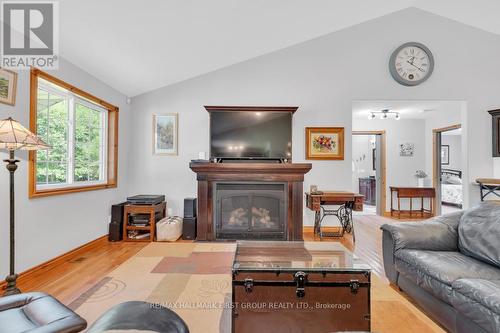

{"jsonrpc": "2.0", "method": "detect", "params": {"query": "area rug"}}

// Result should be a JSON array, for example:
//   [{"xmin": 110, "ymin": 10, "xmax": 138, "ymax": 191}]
[{"xmin": 71, "ymin": 242, "xmax": 444, "ymax": 333}]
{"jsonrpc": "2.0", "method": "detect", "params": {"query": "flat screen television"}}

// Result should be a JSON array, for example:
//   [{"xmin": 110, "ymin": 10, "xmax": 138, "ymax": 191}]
[{"xmin": 210, "ymin": 111, "xmax": 292, "ymax": 160}]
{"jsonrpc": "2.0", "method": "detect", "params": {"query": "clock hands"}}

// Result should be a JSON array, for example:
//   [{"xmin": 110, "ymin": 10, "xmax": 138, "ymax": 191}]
[{"xmin": 406, "ymin": 57, "xmax": 425, "ymax": 72}]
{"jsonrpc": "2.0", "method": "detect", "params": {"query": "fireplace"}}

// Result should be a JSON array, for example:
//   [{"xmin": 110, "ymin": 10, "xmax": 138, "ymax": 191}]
[
  {"xmin": 189, "ymin": 162, "xmax": 312, "ymax": 241},
  {"xmin": 214, "ymin": 183, "xmax": 287, "ymax": 240}
]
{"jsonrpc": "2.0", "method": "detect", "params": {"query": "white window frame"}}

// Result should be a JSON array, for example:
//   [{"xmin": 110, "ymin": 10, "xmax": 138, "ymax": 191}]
[{"xmin": 36, "ymin": 80, "xmax": 109, "ymax": 191}]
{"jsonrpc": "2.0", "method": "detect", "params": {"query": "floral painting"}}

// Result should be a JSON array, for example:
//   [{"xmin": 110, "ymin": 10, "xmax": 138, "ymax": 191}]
[
  {"xmin": 306, "ymin": 127, "xmax": 344, "ymax": 160},
  {"xmin": 153, "ymin": 114, "xmax": 178, "ymax": 155},
  {"xmin": 0, "ymin": 68, "xmax": 17, "ymax": 106}
]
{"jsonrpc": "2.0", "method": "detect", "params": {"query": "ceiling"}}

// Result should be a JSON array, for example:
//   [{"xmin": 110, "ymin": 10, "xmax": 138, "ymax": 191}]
[
  {"xmin": 53, "ymin": 0, "xmax": 500, "ymax": 97},
  {"xmin": 352, "ymin": 100, "xmax": 463, "ymax": 120}
]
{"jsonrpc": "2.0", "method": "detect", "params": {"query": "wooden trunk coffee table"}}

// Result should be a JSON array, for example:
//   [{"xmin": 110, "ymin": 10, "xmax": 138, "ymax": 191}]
[{"xmin": 232, "ymin": 241, "xmax": 371, "ymax": 333}]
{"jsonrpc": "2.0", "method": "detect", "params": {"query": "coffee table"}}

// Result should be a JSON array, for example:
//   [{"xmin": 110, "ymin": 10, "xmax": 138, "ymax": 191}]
[{"xmin": 232, "ymin": 241, "xmax": 371, "ymax": 332}]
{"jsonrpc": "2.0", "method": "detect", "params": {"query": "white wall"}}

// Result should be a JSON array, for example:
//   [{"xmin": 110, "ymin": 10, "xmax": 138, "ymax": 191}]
[
  {"xmin": 353, "ymin": 119, "xmax": 427, "ymax": 210},
  {"xmin": 441, "ymin": 135, "xmax": 462, "ymax": 171},
  {"xmin": 128, "ymin": 8, "xmax": 500, "ymax": 226},
  {"xmin": 0, "ymin": 58, "xmax": 130, "ymax": 277}
]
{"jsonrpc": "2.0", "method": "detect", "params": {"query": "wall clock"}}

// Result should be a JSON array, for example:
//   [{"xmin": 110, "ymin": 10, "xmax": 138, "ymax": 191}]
[{"xmin": 389, "ymin": 42, "xmax": 434, "ymax": 86}]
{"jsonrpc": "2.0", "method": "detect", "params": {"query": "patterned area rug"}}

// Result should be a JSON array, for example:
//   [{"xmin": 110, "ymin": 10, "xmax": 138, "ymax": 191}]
[{"xmin": 71, "ymin": 242, "xmax": 443, "ymax": 333}]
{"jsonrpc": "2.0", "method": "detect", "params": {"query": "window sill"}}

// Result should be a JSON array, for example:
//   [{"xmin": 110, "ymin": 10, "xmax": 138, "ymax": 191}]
[{"xmin": 29, "ymin": 183, "xmax": 117, "ymax": 199}]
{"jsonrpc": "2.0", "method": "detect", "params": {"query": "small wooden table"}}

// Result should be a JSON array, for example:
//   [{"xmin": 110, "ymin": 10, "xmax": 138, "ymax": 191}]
[
  {"xmin": 123, "ymin": 201, "xmax": 166, "ymax": 242},
  {"xmin": 476, "ymin": 178, "xmax": 500, "ymax": 201},
  {"xmin": 305, "ymin": 191, "xmax": 364, "ymax": 241},
  {"xmin": 390, "ymin": 187, "xmax": 435, "ymax": 219}
]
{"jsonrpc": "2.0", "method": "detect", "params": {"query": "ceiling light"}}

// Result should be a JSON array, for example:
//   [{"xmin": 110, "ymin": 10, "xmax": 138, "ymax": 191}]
[{"xmin": 369, "ymin": 109, "xmax": 400, "ymax": 120}]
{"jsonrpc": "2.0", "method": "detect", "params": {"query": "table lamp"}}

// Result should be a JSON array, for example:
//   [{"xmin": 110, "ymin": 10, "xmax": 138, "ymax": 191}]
[{"xmin": 0, "ymin": 117, "xmax": 49, "ymax": 296}]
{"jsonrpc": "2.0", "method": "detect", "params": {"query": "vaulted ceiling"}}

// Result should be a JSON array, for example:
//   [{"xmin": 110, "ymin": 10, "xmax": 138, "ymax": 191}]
[{"xmin": 57, "ymin": 0, "xmax": 500, "ymax": 97}]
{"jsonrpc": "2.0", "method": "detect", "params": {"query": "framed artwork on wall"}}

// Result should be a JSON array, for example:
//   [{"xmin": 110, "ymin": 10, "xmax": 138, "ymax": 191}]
[
  {"xmin": 153, "ymin": 113, "xmax": 178, "ymax": 155},
  {"xmin": 399, "ymin": 143, "xmax": 414, "ymax": 157},
  {"xmin": 0, "ymin": 68, "xmax": 18, "ymax": 106},
  {"xmin": 441, "ymin": 145, "xmax": 450, "ymax": 165},
  {"xmin": 305, "ymin": 127, "xmax": 344, "ymax": 160}
]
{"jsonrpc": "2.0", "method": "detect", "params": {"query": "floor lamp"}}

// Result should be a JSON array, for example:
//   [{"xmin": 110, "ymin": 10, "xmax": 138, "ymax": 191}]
[{"xmin": 0, "ymin": 117, "xmax": 49, "ymax": 296}]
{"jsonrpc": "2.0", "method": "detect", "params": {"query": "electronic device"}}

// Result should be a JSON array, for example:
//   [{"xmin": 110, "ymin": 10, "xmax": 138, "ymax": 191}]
[
  {"xmin": 126, "ymin": 195, "xmax": 165, "ymax": 205},
  {"xmin": 182, "ymin": 217, "xmax": 197, "ymax": 240},
  {"xmin": 109, "ymin": 202, "xmax": 127, "ymax": 242},
  {"xmin": 184, "ymin": 198, "xmax": 197, "ymax": 218},
  {"xmin": 209, "ymin": 111, "xmax": 292, "ymax": 160}
]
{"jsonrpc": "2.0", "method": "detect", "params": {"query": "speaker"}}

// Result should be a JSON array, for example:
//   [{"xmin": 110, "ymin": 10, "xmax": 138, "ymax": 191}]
[
  {"xmin": 182, "ymin": 217, "xmax": 197, "ymax": 240},
  {"xmin": 109, "ymin": 202, "xmax": 127, "ymax": 241},
  {"xmin": 184, "ymin": 198, "xmax": 197, "ymax": 218}
]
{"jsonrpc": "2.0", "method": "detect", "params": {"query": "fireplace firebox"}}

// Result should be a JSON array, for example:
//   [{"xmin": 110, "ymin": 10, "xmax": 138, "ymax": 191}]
[{"xmin": 214, "ymin": 183, "xmax": 287, "ymax": 240}]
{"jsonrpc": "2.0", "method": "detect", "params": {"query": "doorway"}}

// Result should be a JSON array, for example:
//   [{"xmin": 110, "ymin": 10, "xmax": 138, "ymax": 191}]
[
  {"xmin": 433, "ymin": 125, "xmax": 463, "ymax": 216},
  {"xmin": 352, "ymin": 131, "xmax": 386, "ymax": 215}
]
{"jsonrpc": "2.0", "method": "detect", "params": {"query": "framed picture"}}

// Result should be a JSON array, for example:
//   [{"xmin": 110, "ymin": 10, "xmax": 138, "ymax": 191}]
[
  {"xmin": 305, "ymin": 127, "xmax": 344, "ymax": 160},
  {"xmin": 441, "ymin": 145, "xmax": 450, "ymax": 165},
  {"xmin": 399, "ymin": 143, "xmax": 414, "ymax": 157},
  {"xmin": 0, "ymin": 68, "xmax": 17, "ymax": 106},
  {"xmin": 372, "ymin": 148, "xmax": 376, "ymax": 170},
  {"xmin": 153, "ymin": 113, "xmax": 178, "ymax": 155}
]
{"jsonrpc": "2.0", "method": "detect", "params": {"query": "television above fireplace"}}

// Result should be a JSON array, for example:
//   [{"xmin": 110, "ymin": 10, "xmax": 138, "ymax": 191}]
[{"xmin": 206, "ymin": 106, "xmax": 296, "ymax": 161}]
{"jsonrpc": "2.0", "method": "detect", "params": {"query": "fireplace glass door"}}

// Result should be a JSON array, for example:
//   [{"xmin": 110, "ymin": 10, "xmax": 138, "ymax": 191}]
[{"xmin": 215, "ymin": 183, "xmax": 286, "ymax": 240}]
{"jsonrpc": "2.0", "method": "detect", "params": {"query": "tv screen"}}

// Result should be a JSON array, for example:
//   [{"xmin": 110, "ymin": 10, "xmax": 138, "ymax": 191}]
[{"xmin": 210, "ymin": 111, "xmax": 292, "ymax": 160}]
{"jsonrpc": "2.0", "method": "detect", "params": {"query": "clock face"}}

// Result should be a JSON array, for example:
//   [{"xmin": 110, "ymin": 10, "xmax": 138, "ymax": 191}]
[{"xmin": 389, "ymin": 42, "xmax": 434, "ymax": 86}]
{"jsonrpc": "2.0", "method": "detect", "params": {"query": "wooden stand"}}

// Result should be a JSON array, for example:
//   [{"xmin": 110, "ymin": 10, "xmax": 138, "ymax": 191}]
[
  {"xmin": 123, "ymin": 202, "xmax": 166, "ymax": 242},
  {"xmin": 390, "ymin": 187, "xmax": 435, "ymax": 219}
]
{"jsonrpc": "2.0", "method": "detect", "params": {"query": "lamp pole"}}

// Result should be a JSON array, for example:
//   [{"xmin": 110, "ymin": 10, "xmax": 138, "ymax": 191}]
[{"xmin": 3, "ymin": 149, "xmax": 20, "ymax": 296}]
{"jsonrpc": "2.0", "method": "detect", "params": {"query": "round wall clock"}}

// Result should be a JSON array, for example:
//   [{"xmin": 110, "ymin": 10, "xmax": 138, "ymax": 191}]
[{"xmin": 389, "ymin": 42, "xmax": 434, "ymax": 86}]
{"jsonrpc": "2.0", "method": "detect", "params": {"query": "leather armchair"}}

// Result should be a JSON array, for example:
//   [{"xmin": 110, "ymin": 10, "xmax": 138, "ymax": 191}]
[{"xmin": 0, "ymin": 292, "xmax": 87, "ymax": 333}]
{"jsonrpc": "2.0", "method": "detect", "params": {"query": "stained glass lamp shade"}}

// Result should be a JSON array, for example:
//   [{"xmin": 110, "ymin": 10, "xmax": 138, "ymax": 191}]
[{"xmin": 0, "ymin": 117, "xmax": 49, "ymax": 151}]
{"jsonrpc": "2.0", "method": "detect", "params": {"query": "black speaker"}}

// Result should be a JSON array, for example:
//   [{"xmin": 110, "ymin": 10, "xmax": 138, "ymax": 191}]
[
  {"xmin": 182, "ymin": 217, "xmax": 197, "ymax": 240},
  {"xmin": 184, "ymin": 198, "xmax": 197, "ymax": 218},
  {"xmin": 109, "ymin": 202, "xmax": 127, "ymax": 241}
]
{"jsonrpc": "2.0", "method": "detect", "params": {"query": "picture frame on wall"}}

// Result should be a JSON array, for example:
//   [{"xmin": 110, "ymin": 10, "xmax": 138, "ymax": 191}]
[
  {"xmin": 0, "ymin": 68, "xmax": 18, "ymax": 106},
  {"xmin": 441, "ymin": 145, "xmax": 450, "ymax": 165},
  {"xmin": 153, "ymin": 113, "xmax": 178, "ymax": 155},
  {"xmin": 305, "ymin": 127, "xmax": 344, "ymax": 160},
  {"xmin": 399, "ymin": 143, "xmax": 414, "ymax": 157}
]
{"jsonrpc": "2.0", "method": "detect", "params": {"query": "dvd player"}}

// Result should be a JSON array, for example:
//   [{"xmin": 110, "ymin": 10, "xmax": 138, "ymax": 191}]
[{"xmin": 127, "ymin": 195, "xmax": 165, "ymax": 205}]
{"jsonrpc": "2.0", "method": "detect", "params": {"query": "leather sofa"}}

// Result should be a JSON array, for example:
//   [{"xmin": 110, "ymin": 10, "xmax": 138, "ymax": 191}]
[
  {"xmin": 381, "ymin": 201, "xmax": 500, "ymax": 333},
  {"xmin": 0, "ymin": 292, "xmax": 87, "ymax": 332}
]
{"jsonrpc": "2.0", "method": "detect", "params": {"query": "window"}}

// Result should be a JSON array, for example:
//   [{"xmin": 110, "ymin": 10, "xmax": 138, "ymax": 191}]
[{"xmin": 29, "ymin": 68, "xmax": 119, "ymax": 198}]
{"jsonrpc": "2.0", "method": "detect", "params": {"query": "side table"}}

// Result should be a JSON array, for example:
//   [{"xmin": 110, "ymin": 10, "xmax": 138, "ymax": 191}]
[{"xmin": 123, "ymin": 201, "xmax": 166, "ymax": 242}]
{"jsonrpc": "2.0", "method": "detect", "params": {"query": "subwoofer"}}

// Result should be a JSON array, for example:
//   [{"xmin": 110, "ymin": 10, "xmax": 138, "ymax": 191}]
[
  {"xmin": 182, "ymin": 217, "xmax": 197, "ymax": 240},
  {"xmin": 183, "ymin": 198, "xmax": 197, "ymax": 218},
  {"xmin": 109, "ymin": 202, "xmax": 127, "ymax": 241}
]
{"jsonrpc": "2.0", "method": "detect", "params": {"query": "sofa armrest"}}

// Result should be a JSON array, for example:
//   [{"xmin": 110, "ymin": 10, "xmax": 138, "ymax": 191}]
[
  {"xmin": 380, "ymin": 211, "xmax": 463, "ymax": 252},
  {"xmin": 0, "ymin": 292, "xmax": 46, "ymax": 311},
  {"xmin": 380, "ymin": 211, "xmax": 463, "ymax": 284}
]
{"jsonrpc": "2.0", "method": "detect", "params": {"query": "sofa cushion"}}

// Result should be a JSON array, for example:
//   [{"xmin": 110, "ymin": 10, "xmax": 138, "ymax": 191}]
[
  {"xmin": 395, "ymin": 250, "xmax": 500, "ymax": 304},
  {"xmin": 458, "ymin": 201, "xmax": 500, "ymax": 267},
  {"xmin": 451, "ymin": 279, "xmax": 500, "ymax": 333}
]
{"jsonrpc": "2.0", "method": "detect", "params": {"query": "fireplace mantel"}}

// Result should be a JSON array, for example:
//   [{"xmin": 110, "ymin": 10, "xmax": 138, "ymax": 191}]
[{"xmin": 189, "ymin": 162, "xmax": 312, "ymax": 241}]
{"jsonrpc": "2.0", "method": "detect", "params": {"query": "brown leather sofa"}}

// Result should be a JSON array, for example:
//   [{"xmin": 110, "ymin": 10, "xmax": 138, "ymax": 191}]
[{"xmin": 0, "ymin": 292, "xmax": 87, "ymax": 333}]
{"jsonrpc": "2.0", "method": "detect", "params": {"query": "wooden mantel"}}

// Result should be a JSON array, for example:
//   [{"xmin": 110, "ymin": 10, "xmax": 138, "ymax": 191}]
[{"xmin": 190, "ymin": 162, "xmax": 312, "ymax": 241}]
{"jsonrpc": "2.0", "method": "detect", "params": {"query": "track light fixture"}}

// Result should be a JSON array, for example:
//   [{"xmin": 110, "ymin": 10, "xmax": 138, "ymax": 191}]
[{"xmin": 368, "ymin": 109, "xmax": 400, "ymax": 120}]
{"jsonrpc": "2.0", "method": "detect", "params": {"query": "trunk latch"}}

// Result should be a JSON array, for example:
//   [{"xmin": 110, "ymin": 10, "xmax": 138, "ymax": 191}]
[
  {"xmin": 294, "ymin": 271, "xmax": 308, "ymax": 298},
  {"xmin": 350, "ymin": 279, "xmax": 360, "ymax": 294},
  {"xmin": 244, "ymin": 278, "xmax": 253, "ymax": 293}
]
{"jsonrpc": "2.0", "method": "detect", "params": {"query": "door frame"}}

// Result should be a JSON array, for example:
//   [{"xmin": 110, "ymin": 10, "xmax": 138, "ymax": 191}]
[
  {"xmin": 352, "ymin": 130, "xmax": 387, "ymax": 214},
  {"xmin": 432, "ymin": 124, "xmax": 462, "ymax": 215}
]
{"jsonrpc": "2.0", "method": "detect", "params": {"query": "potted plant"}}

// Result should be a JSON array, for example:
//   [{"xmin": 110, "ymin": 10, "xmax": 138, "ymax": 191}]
[{"xmin": 415, "ymin": 170, "xmax": 428, "ymax": 187}]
